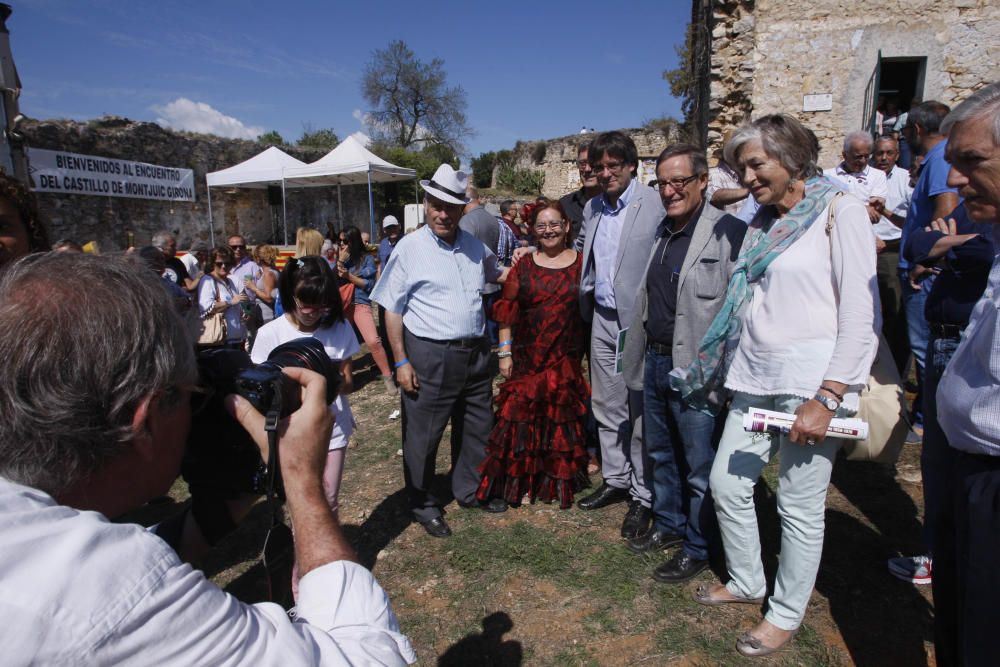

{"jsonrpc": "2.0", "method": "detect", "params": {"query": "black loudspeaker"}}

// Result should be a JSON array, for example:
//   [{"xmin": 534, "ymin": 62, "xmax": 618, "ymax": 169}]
[{"xmin": 267, "ymin": 185, "xmax": 283, "ymax": 206}]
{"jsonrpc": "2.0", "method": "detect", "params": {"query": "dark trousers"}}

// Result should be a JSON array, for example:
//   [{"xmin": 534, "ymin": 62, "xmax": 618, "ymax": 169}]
[
  {"xmin": 933, "ymin": 450, "xmax": 1000, "ymax": 667},
  {"xmin": 920, "ymin": 333, "xmax": 961, "ymax": 552},
  {"xmin": 376, "ymin": 305, "xmax": 396, "ymax": 369},
  {"xmin": 482, "ymin": 291, "xmax": 500, "ymax": 347},
  {"xmin": 642, "ymin": 349, "xmax": 720, "ymax": 561},
  {"xmin": 400, "ymin": 330, "xmax": 493, "ymax": 522},
  {"xmin": 877, "ymin": 249, "xmax": 908, "ymax": 374},
  {"xmin": 900, "ymin": 270, "xmax": 935, "ymax": 426}
]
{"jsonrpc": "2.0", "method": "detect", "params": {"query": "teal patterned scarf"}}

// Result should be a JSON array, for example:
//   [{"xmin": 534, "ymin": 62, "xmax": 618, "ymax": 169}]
[{"xmin": 669, "ymin": 176, "xmax": 843, "ymax": 414}]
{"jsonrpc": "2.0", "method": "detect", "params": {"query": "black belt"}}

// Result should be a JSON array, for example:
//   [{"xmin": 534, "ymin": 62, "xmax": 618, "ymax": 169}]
[
  {"xmin": 647, "ymin": 341, "xmax": 672, "ymax": 356},
  {"xmin": 881, "ymin": 239, "xmax": 901, "ymax": 251},
  {"xmin": 413, "ymin": 334, "xmax": 486, "ymax": 349},
  {"xmin": 929, "ymin": 322, "xmax": 965, "ymax": 339}
]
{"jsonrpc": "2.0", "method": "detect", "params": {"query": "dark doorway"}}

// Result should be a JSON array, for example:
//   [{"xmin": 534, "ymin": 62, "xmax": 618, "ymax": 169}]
[{"xmin": 878, "ymin": 58, "xmax": 927, "ymax": 120}]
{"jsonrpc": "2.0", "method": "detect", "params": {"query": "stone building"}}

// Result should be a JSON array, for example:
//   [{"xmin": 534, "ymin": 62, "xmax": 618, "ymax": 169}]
[
  {"xmin": 691, "ymin": 0, "xmax": 1000, "ymax": 166},
  {"xmin": 501, "ymin": 124, "xmax": 683, "ymax": 200},
  {"xmin": 22, "ymin": 117, "xmax": 372, "ymax": 251}
]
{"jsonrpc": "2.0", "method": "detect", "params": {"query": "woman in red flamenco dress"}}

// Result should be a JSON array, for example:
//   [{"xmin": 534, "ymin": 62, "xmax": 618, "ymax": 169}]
[{"xmin": 476, "ymin": 200, "xmax": 591, "ymax": 509}]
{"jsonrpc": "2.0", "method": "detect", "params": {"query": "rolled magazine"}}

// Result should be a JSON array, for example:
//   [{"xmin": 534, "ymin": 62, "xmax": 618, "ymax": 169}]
[{"xmin": 742, "ymin": 407, "xmax": 869, "ymax": 441}]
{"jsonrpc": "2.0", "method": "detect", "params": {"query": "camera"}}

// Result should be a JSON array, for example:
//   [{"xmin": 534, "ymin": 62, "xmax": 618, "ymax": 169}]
[{"xmin": 182, "ymin": 337, "xmax": 342, "ymax": 499}]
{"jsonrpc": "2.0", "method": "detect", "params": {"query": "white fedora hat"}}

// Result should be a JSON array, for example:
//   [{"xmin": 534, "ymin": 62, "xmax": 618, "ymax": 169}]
[
  {"xmin": 382, "ymin": 214, "xmax": 400, "ymax": 229},
  {"xmin": 420, "ymin": 164, "xmax": 469, "ymax": 205}
]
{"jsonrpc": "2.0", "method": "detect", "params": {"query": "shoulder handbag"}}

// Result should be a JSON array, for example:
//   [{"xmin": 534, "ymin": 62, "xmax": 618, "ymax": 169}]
[
  {"xmin": 197, "ymin": 278, "xmax": 228, "ymax": 347},
  {"xmin": 825, "ymin": 193, "xmax": 908, "ymax": 463}
]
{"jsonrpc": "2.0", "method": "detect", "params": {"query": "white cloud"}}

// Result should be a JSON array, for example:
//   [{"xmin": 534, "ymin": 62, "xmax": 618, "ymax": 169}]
[
  {"xmin": 152, "ymin": 98, "xmax": 264, "ymax": 140},
  {"xmin": 348, "ymin": 131, "xmax": 371, "ymax": 146}
]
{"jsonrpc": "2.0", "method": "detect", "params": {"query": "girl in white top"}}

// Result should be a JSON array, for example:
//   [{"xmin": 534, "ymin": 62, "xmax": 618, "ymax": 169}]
[
  {"xmin": 683, "ymin": 115, "xmax": 878, "ymax": 658},
  {"xmin": 196, "ymin": 245, "xmax": 248, "ymax": 346},
  {"xmin": 250, "ymin": 256, "xmax": 358, "ymax": 601}
]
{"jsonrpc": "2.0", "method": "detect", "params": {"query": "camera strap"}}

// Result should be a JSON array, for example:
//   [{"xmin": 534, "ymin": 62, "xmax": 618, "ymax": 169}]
[{"xmin": 261, "ymin": 409, "xmax": 294, "ymax": 605}]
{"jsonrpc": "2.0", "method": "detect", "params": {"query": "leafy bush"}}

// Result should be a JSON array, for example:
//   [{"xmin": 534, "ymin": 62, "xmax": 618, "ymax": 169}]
[{"xmin": 494, "ymin": 153, "xmax": 544, "ymax": 195}]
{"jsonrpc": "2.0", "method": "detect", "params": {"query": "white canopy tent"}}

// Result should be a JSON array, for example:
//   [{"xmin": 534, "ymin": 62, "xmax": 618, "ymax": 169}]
[
  {"xmin": 282, "ymin": 136, "xmax": 418, "ymax": 240},
  {"xmin": 205, "ymin": 137, "xmax": 418, "ymax": 245},
  {"xmin": 204, "ymin": 146, "xmax": 307, "ymax": 246}
]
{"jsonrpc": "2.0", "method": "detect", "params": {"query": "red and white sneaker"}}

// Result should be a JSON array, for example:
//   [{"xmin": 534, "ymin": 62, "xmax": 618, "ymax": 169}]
[{"xmin": 888, "ymin": 555, "xmax": 932, "ymax": 585}]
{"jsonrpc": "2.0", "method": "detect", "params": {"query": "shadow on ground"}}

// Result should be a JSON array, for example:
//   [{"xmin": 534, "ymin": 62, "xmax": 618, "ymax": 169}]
[{"xmin": 437, "ymin": 612, "xmax": 523, "ymax": 667}]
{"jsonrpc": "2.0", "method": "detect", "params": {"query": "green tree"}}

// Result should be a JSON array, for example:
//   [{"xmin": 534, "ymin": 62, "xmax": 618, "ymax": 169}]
[
  {"xmin": 662, "ymin": 21, "xmax": 696, "ymax": 132},
  {"xmin": 296, "ymin": 126, "xmax": 340, "ymax": 151},
  {"xmin": 361, "ymin": 40, "xmax": 473, "ymax": 154},
  {"xmin": 369, "ymin": 142, "xmax": 459, "ymax": 219},
  {"xmin": 257, "ymin": 130, "xmax": 285, "ymax": 146},
  {"xmin": 470, "ymin": 151, "xmax": 496, "ymax": 189}
]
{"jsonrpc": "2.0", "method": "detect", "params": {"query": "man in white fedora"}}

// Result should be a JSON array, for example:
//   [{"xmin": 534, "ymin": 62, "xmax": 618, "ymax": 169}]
[{"xmin": 371, "ymin": 164, "xmax": 507, "ymax": 538}]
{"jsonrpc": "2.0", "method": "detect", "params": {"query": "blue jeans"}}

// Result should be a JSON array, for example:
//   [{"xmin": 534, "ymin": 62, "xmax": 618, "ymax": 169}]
[
  {"xmin": 642, "ymin": 349, "xmax": 718, "ymax": 560},
  {"xmin": 900, "ymin": 269, "xmax": 936, "ymax": 427},
  {"xmin": 921, "ymin": 333, "xmax": 960, "ymax": 554}
]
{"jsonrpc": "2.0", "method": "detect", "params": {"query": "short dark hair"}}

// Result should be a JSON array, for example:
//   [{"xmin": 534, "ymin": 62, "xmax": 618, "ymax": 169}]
[
  {"xmin": 203, "ymin": 245, "xmax": 234, "ymax": 274},
  {"xmin": 588, "ymin": 131, "xmax": 639, "ymax": 171},
  {"xmin": 278, "ymin": 255, "xmax": 344, "ymax": 327},
  {"xmin": 908, "ymin": 101, "xmax": 951, "ymax": 136},
  {"xmin": 499, "ymin": 200, "xmax": 516, "ymax": 216},
  {"xmin": 655, "ymin": 143, "xmax": 708, "ymax": 177}
]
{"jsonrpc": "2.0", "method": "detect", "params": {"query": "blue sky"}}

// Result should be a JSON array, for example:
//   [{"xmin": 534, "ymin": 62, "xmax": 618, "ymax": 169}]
[{"xmin": 10, "ymin": 0, "xmax": 687, "ymax": 158}]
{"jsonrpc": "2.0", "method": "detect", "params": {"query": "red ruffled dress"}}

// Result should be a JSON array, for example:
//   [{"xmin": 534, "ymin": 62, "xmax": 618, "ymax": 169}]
[{"xmin": 476, "ymin": 253, "xmax": 591, "ymax": 509}]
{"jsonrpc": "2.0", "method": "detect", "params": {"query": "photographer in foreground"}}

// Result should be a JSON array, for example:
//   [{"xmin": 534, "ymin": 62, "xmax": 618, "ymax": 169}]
[{"xmin": 0, "ymin": 252, "xmax": 415, "ymax": 665}]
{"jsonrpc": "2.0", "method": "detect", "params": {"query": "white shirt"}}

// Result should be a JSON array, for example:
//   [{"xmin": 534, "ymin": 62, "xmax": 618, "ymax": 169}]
[
  {"xmin": 230, "ymin": 257, "xmax": 261, "ymax": 304},
  {"xmin": 937, "ymin": 228, "xmax": 1000, "ymax": 456},
  {"xmin": 180, "ymin": 252, "xmax": 203, "ymax": 282},
  {"xmin": 371, "ymin": 226, "xmax": 503, "ymax": 339},
  {"xmin": 197, "ymin": 274, "xmax": 247, "ymax": 343},
  {"xmin": 592, "ymin": 178, "xmax": 637, "ymax": 310},
  {"xmin": 252, "ymin": 315, "xmax": 360, "ymax": 450},
  {"xmin": 873, "ymin": 165, "xmax": 912, "ymax": 241},
  {"xmin": 724, "ymin": 195, "xmax": 880, "ymax": 411},
  {"xmin": 707, "ymin": 163, "xmax": 746, "ymax": 216},
  {"xmin": 0, "ymin": 477, "xmax": 416, "ymax": 666},
  {"xmin": 824, "ymin": 163, "xmax": 889, "ymax": 206}
]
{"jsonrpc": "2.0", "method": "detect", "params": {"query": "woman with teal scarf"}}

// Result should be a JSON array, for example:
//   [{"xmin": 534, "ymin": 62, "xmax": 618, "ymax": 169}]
[{"xmin": 675, "ymin": 116, "xmax": 879, "ymax": 657}]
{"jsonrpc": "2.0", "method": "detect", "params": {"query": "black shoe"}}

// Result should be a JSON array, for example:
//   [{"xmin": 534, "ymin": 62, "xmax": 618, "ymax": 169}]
[
  {"xmin": 576, "ymin": 483, "xmax": 629, "ymax": 510},
  {"xmin": 620, "ymin": 500, "xmax": 653, "ymax": 539},
  {"xmin": 419, "ymin": 516, "xmax": 452, "ymax": 538},
  {"xmin": 653, "ymin": 550, "xmax": 709, "ymax": 583},
  {"xmin": 457, "ymin": 498, "xmax": 509, "ymax": 513},
  {"xmin": 626, "ymin": 529, "xmax": 683, "ymax": 554}
]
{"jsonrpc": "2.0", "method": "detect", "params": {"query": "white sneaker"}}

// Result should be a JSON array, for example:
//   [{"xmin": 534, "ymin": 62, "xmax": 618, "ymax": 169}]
[
  {"xmin": 888, "ymin": 555, "xmax": 932, "ymax": 584},
  {"xmin": 389, "ymin": 409, "xmax": 401, "ymax": 420}
]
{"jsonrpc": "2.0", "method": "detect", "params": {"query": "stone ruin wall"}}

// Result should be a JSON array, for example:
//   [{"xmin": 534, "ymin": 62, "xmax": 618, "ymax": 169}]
[
  {"xmin": 502, "ymin": 125, "xmax": 684, "ymax": 200},
  {"xmin": 21, "ymin": 117, "xmax": 371, "ymax": 251},
  {"xmin": 707, "ymin": 0, "xmax": 1000, "ymax": 167}
]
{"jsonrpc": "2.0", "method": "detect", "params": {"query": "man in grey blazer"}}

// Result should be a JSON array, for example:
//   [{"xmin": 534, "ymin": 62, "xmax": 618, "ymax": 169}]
[
  {"xmin": 573, "ymin": 132, "xmax": 666, "ymax": 539},
  {"xmin": 621, "ymin": 143, "xmax": 747, "ymax": 582}
]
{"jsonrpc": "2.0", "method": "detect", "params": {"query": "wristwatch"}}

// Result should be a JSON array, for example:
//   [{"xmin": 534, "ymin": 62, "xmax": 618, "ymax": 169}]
[{"xmin": 812, "ymin": 393, "xmax": 839, "ymax": 412}]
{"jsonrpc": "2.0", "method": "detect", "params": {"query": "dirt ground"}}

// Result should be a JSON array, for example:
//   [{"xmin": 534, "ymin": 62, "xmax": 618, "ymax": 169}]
[{"xmin": 162, "ymin": 355, "xmax": 935, "ymax": 666}]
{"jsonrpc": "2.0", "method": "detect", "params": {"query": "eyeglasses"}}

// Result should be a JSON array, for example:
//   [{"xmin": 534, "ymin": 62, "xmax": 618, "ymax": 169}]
[
  {"xmin": 657, "ymin": 174, "xmax": 700, "ymax": 192},
  {"xmin": 533, "ymin": 220, "xmax": 566, "ymax": 232},
  {"xmin": 591, "ymin": 160, "xmax": 627, "ymax": 174},
  {"xmin": 228, "ymin": 244, "xmax": 246, "ymax": 250},
  {"xmin": 293, "ymin": 297, "xmax": 331, "ymax": 315},
  {"xmin": 214, "ymin": 261, "xmax": 234, "ymax": 269}
]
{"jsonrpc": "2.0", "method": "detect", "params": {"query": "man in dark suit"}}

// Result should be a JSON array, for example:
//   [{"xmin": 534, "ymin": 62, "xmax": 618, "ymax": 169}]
[
  {"xmin": 573, "ymin": 132, "xmax": 666, "ymax": 539},
  {"xmin": 622, "ymin": 143, "xmax": 747, "ymax": 582}
]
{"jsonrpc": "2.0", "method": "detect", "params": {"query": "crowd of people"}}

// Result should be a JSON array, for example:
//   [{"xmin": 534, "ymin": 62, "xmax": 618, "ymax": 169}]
[{"xmin": 0, "ymin": 80, "xmax": 998, "ymax": 664}]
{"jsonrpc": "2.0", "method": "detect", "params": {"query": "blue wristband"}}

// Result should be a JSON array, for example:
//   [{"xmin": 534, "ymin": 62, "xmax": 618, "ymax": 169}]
[
  {"xmin": 498, "ymin": 340, "xmax": 513, "ymax": 347},
  {"xmin": 394, "ymin": 358, "xmax": 410, "ymax": 369}
]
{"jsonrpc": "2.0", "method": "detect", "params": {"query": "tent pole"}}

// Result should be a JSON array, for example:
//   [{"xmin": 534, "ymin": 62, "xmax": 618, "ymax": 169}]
[
  {"xmin": 367, "ymin": 170, "xmax": 375, "ymax": 241},
  {"xmin": 337, "ymin": 184, "xmax": 343, "ymax": 231},
  {"xmin": 281, "ymin": 178, "xmax": 288, "ymax": 246},
  {"xmin": 206, "ymin": 184, "xmax": 215, "ymax": 246}
]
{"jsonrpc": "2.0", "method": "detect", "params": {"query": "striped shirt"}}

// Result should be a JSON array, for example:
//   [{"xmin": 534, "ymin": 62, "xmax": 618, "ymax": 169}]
[
  {"xmin": 937, "ymin": 225, "xmax": 1000, "ymax": 456},
  {"xmin": 371, "ymin": 225, "xmax": 503, "ymax": 339}
]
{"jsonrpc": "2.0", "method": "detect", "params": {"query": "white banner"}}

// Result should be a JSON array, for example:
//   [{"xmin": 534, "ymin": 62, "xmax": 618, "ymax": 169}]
[{"xmin": 27, "ymin": 148, "xmax": 195, "ymax": 201}]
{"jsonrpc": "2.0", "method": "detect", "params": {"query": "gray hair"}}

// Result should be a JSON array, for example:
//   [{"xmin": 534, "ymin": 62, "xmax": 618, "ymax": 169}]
[
  {"xmin": 151, "ymin": 230, "xmax": 174, "ymax": 249},
  {"xmin": 941, "ymin": 80, "xmax": 1000, "ymax": 144},
  {"xmin": 0, "ymin": 252, "xmax": 196, "ymax": 496},
  {"xmin": 724, "ymin": 114, "xmax": 821, "ymax": 181},
  {"xmin": 843, "ymin": 130, "xmax": 874, "ymax": 154}
]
